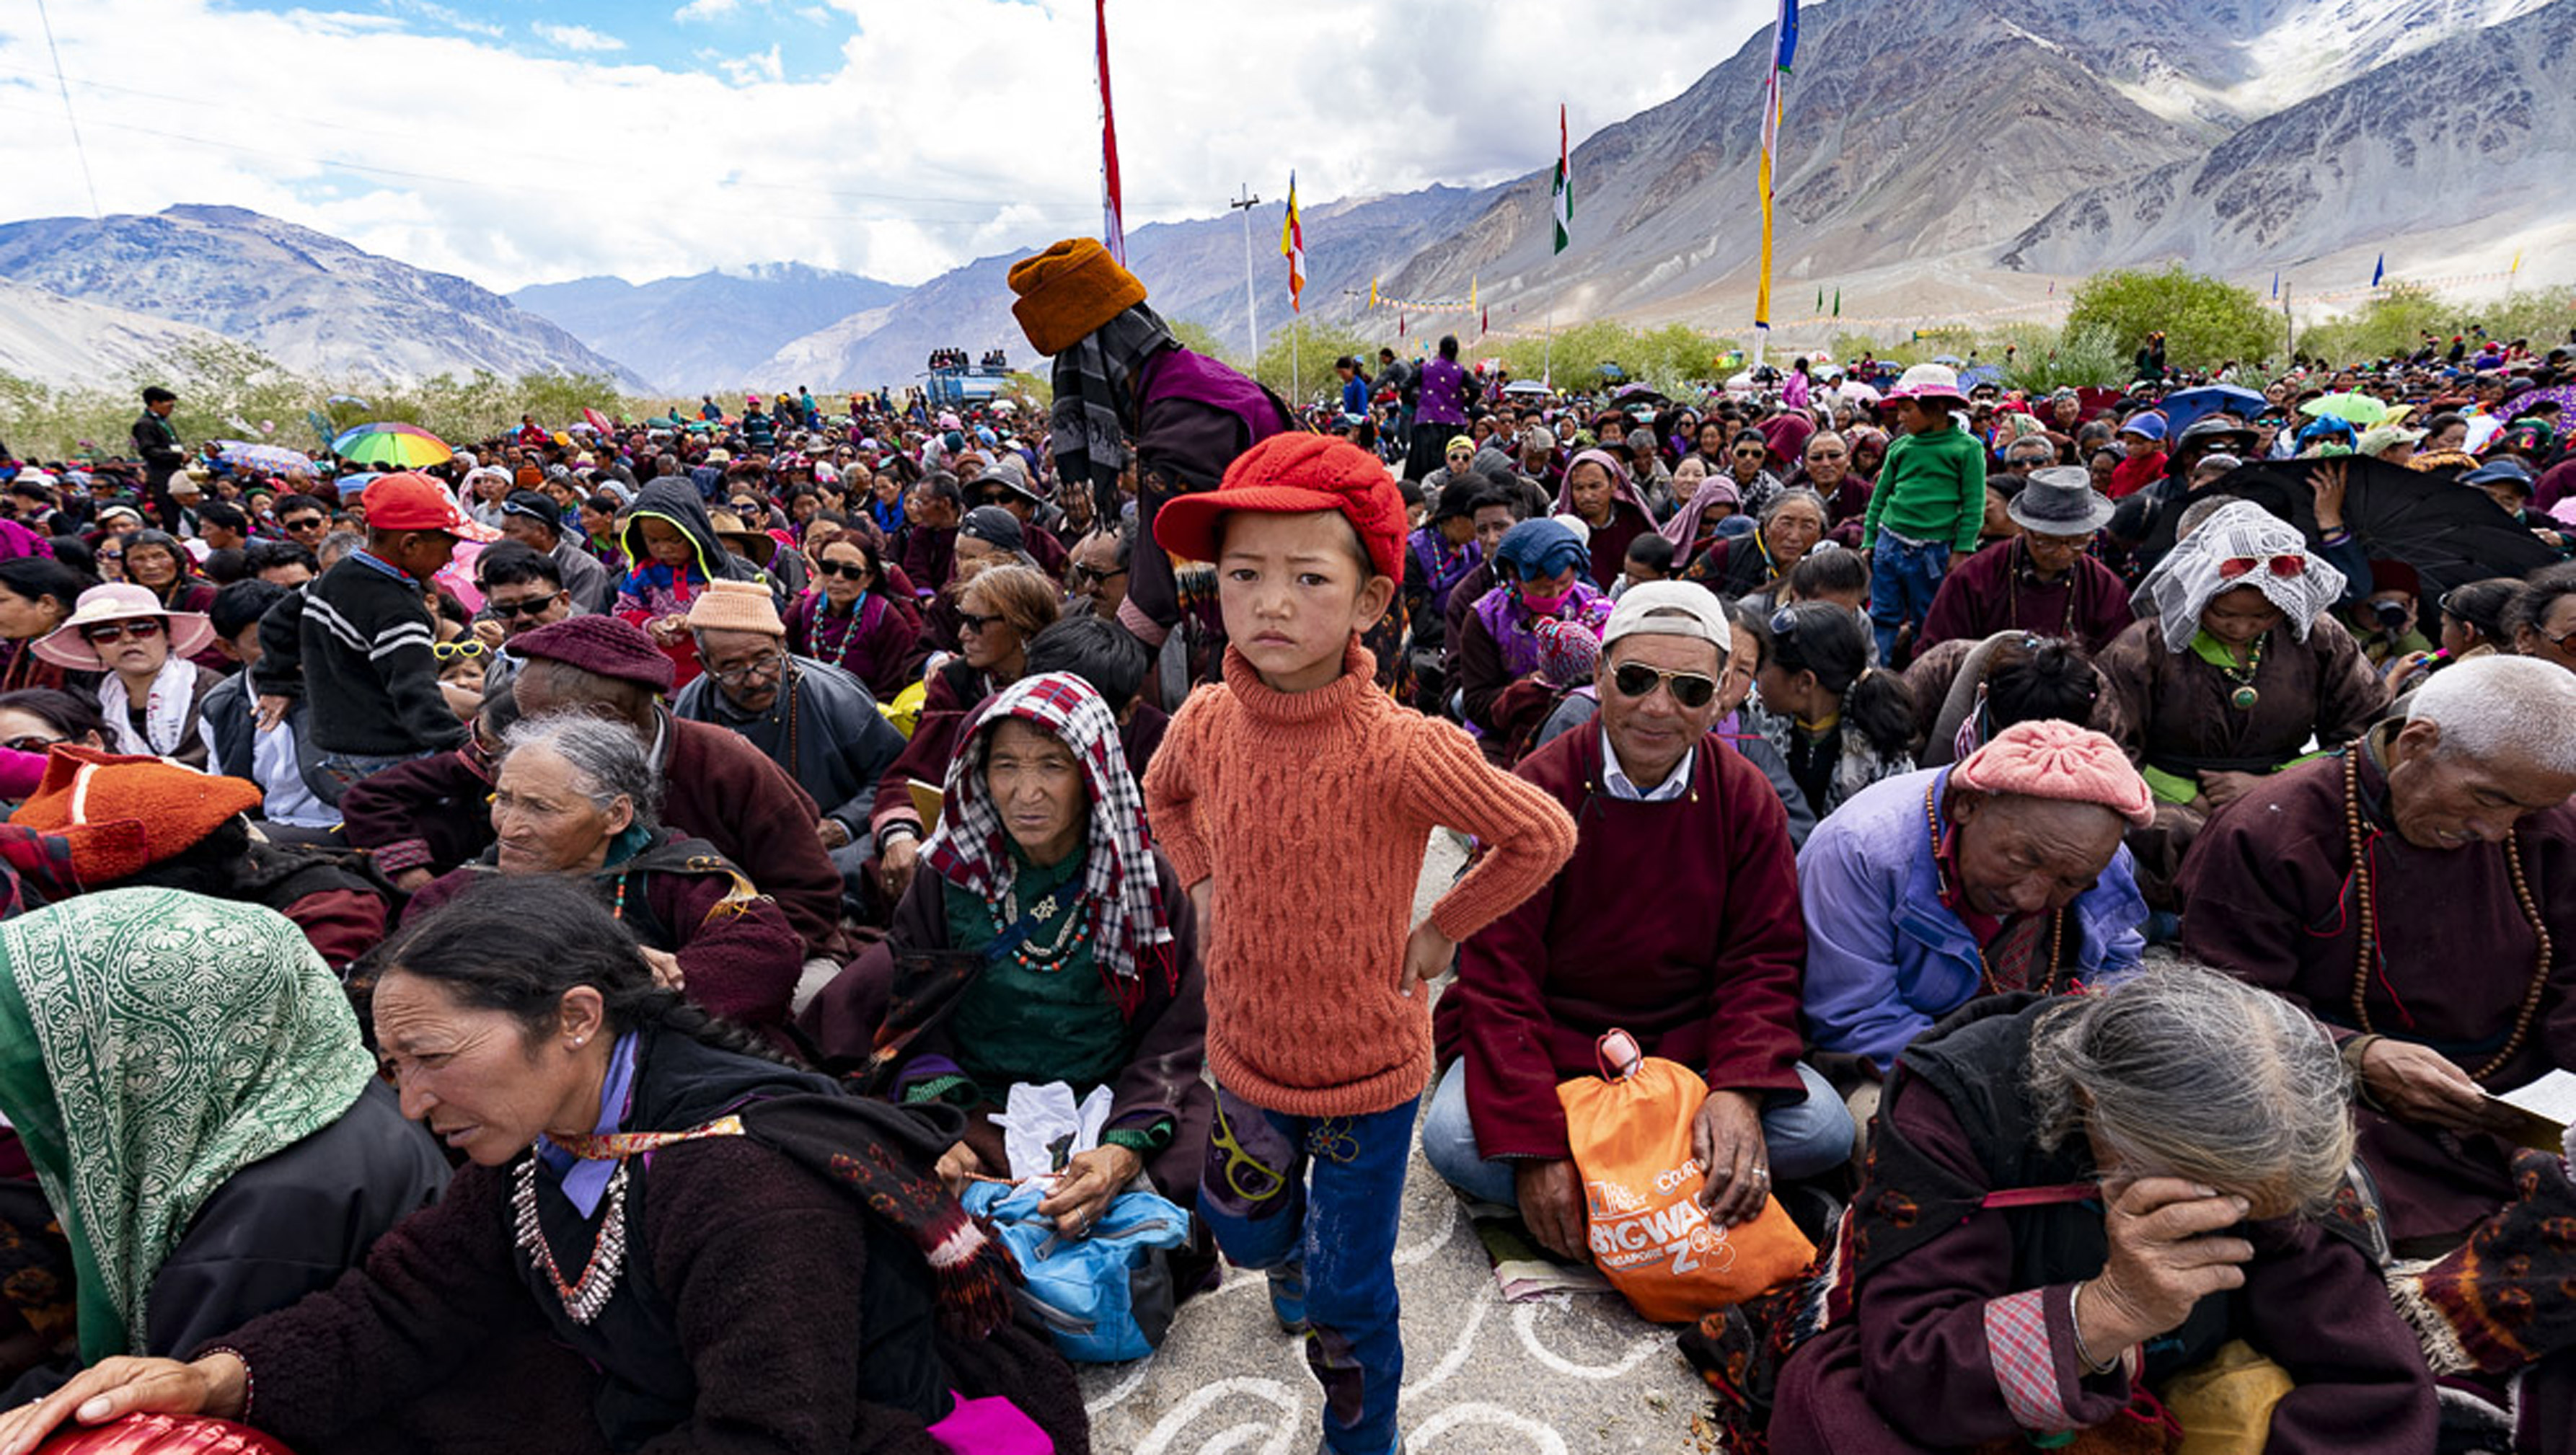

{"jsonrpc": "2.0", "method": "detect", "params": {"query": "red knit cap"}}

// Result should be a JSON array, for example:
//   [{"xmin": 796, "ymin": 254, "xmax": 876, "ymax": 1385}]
[
  {"xmin": 1951, "ymin": 720, "xmax": 2154, "ymax": 828},
  {"xmin": 1152, "ymin": 433, "xmax": 1406, "ymax": 583},
  {"xmin": 511, "ymin": 615, "xmax": 677, "ymax": 692},
  {"xmin": 9, "ymin": 746, "xmax": 263, "ymax": 883}
]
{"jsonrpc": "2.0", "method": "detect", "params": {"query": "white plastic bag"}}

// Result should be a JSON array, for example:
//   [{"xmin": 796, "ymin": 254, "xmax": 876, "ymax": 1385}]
[{"xmin": 994, "ymin": 1081, "xmax": 1116, "ymax": 1182}]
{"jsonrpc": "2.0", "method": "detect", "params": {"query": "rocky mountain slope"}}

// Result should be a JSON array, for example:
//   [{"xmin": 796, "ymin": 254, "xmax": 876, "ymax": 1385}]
[
  {"xmin": 511, "ymin": 264, "xmax": 909, "ymax": 394},
  {"xmin": 0, "ymin": 280, "xmax": 242, "ymax": 391},
  {"xmin": 0, "ymin": 205, "xmax": 644, "ymax": 389}
]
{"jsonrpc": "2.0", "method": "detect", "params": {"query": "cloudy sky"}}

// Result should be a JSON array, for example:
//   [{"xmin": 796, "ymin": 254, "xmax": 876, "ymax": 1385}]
[{"xmin": 0, "ymin": 0, "xmax": 1773, "ymax": 293}]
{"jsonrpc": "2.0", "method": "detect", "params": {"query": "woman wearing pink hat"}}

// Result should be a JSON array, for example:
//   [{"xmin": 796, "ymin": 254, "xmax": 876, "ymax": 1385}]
[{"xmin": 32, "ymin": 583, "xmax": 222, "ymax": 770}]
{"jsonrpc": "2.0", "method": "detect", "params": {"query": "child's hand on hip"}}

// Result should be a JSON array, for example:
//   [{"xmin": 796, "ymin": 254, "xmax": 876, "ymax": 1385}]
[{"xmin": 1400, "ymin": 921, "xmax": 1455, "ymax": 999}]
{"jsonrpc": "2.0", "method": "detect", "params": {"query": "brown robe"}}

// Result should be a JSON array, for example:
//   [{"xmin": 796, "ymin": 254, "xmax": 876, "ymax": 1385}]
[{"xmin": 2095, "ymin": 612, "xmax": 2386, "ymax": 906}]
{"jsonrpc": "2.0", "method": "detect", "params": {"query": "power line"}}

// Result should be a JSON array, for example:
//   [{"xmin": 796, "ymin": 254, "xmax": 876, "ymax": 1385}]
[{"xmin": 30, "ymin": 0, "xmax": 101, "ymax": 220}]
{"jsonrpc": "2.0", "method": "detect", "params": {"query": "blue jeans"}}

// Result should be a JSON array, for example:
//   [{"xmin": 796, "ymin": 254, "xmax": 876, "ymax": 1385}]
[
  {"xmin": 1870, "ymin": 533, "xmax": 1951, "ymax": 664},
  {"xmin": 1199, "ymin": 1084, "xmax": 1411, "ymax": 1455},
  {"xmin": 1420, "ymin": 1058, "xmax": 1854, "ymax": 1207},
  {"xmin": 310, "ymin": 748, "xmax": 433, "ymax": 807}
]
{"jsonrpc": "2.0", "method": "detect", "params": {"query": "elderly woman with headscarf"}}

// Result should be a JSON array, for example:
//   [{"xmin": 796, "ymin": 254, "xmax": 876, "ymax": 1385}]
[
  {"xmin": 0, "ymin": 890, "xmax": 446, "ymax": 1403},
  {"xmin": 1662, "ymin": 460, "xmax": 1747, "ymax": 572},
  {"xmin": 403, "ymin": 713, "xmax": 807, "ymax": 1040},
  {"xmin": 805, "ymin": 674, "xmax": 1210, "ymax": 1286},
  {"xmin": 2094, "ymin": 500, "xmax": 2388, "ymax": 908},
  {"xmin": 1683, "ymin": 487, "xmax": 1834, "ymax": 604},
  {"xmin": 1729, "ymin": 966, "xmax": 2434, "ymax": 1455},
  {"xmin": 0, "ymin": 875, "xmax": 1090, "ymax": 1455},
  {"xmin": 1454, "ymin": 518, "xmax": 1614, "ymax": 739},
  {"xmin": 1554, "ymin": 448, "xmax": 1657, "ymax": 590}
]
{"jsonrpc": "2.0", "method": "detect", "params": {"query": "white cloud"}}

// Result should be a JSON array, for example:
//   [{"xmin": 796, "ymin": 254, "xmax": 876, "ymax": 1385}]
[
  {"xmin": 531, "ymin": 22, "xmax": 627, "ymax": 53},
  {"xmin": 671, "ymin": 0, "xmax": 741, "ymax": 20},
  {"xmin": 394, "ymin": 1, "xmax": 504, "ymax": 40},
  {"xmin": 0, "ymin": 0, "xmax": 1771, "ymax": 292}
]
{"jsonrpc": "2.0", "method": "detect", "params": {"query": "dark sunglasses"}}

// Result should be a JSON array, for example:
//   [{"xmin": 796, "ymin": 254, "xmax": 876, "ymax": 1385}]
[
  {"xmin": 81, "ymin": 618, "xmax": 164, "ymax": 644},
  {"xmin": 812, "ymin": 560, "xmax": 870, "ymax": 580},
  {"xmin": 2, "ymin": 733, "xmax": 62, "ymax": 754},
  {"xmin": 1068, "ymin": 562, "xmax": 1126, "ymax": 588},
  {"xmin": 485, "ymin": 591, "xmax": 563, "ymax": 618},
  {"xmin": 956, "ymin": 609, "xmax": 1007, "ymax": 634},
  {"xmin": 1610, "ymin": 661, "xmax": 1718, "ymax": 709},
  {"xmin": 282, "ymin": 516, "xmax": 326, "ymax": 532}
]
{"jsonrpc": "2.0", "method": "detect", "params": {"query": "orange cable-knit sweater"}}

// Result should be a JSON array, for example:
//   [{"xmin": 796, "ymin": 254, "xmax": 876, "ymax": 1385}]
[{"xmin": 1144, "ymin": 641, "xmax": 1577, "ymax": 1117}]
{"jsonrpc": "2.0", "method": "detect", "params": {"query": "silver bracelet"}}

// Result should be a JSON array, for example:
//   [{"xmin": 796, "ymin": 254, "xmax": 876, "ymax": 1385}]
[{"xmin": 2068, "ymin": 1282, "xmax": 2120, "ymax": 1377}]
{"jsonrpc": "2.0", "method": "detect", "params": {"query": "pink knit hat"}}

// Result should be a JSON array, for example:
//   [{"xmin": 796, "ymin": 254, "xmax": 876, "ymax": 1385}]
[{"xmin": 1951, "ymin": 720, "xmax": 2153, "ymax": 828}]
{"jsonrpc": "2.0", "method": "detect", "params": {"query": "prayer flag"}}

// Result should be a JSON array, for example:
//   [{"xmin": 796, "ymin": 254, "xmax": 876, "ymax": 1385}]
[
  {"xmin": 1755, "ymin": 0, "xmax": 1797, "ymax": 330},
  {"xmin": 2372, "ymin": 253, "xmax": 2385, "ymax": 287},
  {"xmin": 1281, "ymin": 172, "xmax": 1305, "ymax": 312},
  {"xmin": 1095, "ymin": 0, "xmax": 1124, "ymax": 265},
  {"xmin": 1552, "ymin": 104, "xmax": 1573, "ymax": 255},
  {"xmin": 2512, "ymin": 250, "xmax": 2524, "ymax": 275},
  {"xmin": 1817, "ymin": 287, "xmax": 1824, "ymax": 313},
  {"xmin": 1470, "ymin": 275, "xmax": 1479, "ymax": 313},
  {"xmin": 1369, "ymin": 277, "xmax": 1379, "ymax": 308},
  {"xmin": 1832, "ymin": 287, "xmax": 1840, "ymax": 317},
  {"xmin": 2271, "ymin": 270, "xmax": 2280, "ymax": 299}
]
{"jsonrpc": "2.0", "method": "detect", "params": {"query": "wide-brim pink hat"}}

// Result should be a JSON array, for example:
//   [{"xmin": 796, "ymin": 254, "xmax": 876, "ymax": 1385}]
[
  {"xmin": 1885, "ymin": 362, "xmax": 1970, "ymax": 404},
  {"xmin": 32, "ymin": 583, "xmax": 216, "ymax": 670}
]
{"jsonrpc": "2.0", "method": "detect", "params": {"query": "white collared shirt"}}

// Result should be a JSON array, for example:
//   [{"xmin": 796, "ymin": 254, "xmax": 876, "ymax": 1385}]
[{"xmin": 1600, "ymin": 729, "xmax": 1694, "ymax": 802}]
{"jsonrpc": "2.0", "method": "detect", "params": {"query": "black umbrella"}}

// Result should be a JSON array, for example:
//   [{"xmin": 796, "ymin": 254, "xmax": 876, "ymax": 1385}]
[{"xmin": 2137, "ymin": 456, "xmax": 2562, "ymax": 592}]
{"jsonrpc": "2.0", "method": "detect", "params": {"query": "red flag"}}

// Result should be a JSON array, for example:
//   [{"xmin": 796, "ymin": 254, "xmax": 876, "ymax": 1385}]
[
  {"xmin": 1095, "ymin": 0, "xmax": 1125, "ymax": 264},
  {"xmin": 1398, "ymin": 311, "xmax": 1406, "ymax": 337},
  {"xmin": 1481, "ymin": 304, "xmax": 1488, "ymax": 337}
]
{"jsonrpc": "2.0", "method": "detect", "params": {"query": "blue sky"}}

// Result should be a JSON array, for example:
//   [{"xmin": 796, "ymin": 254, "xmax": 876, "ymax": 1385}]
[{"xmin": 6, "ymin": 0, "xmax": 1769, "ymax": 291}]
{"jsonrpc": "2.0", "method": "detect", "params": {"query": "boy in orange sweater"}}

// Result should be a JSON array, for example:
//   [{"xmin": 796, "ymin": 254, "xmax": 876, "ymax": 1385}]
[{"xmin": 1145, "ymin": 434, "xmax": 1575, "ymax": 1455}]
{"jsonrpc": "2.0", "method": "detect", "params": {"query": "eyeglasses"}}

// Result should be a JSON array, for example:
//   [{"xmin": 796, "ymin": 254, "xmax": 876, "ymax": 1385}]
[
  {"xmin": 97, "ymin": 549, "xmax": 123, "ymax": 562},
  {"xmin": 81, "ymin": 618, "xmax": 164, "ymax": 644},
  {"xmin": 812, "ymin": 560, "xmax": 870, "ymax": 580},
  {"xmin": 485, "ymin": 591, "xmax": 564, "ymax": 619},
  {"xmin": 956, "ymin": 609, "xmax": 1007, "ymax": 636},
  {"xmin": 707, "ymin": 652, "xmax": 786, "ymax": 686},
  {"xmin": 2216, "ymin": 554, "xmax": 2306, "ymax": 580},
  {"xmin": 433, "ymin": 639, "xmax": 488, "ymax": 662},
  {"xmin": 2, "ymin": 733, "xmax": 62, "ymax": 754},
  {"xmin": 1610, "ymin": 661, "xmax": 1719, "ymax": 709},
  {"xmin": 1733, "ymin": 447, "xmax": 1768, "ymax": 459},
  {"xmin": 1067, "ymin": 562, "xmax": 1126, "ymax": 588}
]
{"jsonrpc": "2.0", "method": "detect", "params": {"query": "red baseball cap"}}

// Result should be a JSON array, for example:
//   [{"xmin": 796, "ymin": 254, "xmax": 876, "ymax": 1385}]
[
  {"xmin": 1152, "ymin": 433, "xmax": 1406, "ymax": 582},
  {"xmin": 360, "ymin": 472, "xmax": 501, "ymax": 540}
]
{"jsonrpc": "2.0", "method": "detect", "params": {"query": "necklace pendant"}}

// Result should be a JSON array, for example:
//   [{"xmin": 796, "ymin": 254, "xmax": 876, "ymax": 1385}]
[
  {"xmin": 2229, "ymin": 685, "xmax": 2259, "ymax": 711},
  {"xmin": 1030, "ymin": 893, "xmax": 1057, "ymax": 921}
]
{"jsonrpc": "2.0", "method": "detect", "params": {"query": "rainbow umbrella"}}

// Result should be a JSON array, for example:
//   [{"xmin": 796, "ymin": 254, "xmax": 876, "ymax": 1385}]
[{"xmin": 330, "ymin": 421, "xmax": 454, "ymax": 469}]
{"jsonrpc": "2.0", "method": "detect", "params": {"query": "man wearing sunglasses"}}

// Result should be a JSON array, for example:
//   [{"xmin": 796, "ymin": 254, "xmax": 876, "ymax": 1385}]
[
  {"xmin": 469, "ymin": 545, "xmax": 578, "ymax": 701},
  {"xmin": 1430, "ymin": 583, "xmax": 1850, "ymax": 1260}
]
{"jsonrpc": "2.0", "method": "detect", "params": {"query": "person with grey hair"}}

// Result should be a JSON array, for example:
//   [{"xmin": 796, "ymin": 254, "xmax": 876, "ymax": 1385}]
[
  {"xmin": 1750, "ymin": 968, "xmax": 2435, "ymax": 1454},
  {"xmin": 2181, "ymin": 652, "xmax": 2576, "ymax": 1395},
  {"xmin": 401, "ymin": 711, "xmax": 807, "ymax": 1042},
  {"xmin": 1682, "ymin": 485, "xmax": 1831, "ymax": 600}
]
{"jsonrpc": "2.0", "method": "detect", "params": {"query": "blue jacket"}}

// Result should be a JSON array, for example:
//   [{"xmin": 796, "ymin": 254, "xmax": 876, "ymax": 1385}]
[{"xmin": 1799, "ymin": 765, "xmax": 2146, "ymax": 1072}]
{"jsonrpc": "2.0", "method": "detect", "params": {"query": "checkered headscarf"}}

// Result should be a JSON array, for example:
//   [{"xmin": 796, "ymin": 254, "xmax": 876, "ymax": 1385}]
[{"xmin": 922, "ymin": 671, "xmax": 1175, "ymax": 1012}]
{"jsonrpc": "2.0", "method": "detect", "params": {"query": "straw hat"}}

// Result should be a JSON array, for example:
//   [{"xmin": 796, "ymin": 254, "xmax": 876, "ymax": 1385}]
[{"xmin": 32, "ymin": 583, "xmax": 216, "ymax": 671}]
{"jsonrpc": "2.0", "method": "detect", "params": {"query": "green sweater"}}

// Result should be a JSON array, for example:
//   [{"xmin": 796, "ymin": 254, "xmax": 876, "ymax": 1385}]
[{"xmin": 1862, "ymin": 423, "xmax": 1988, "ymax": 554}]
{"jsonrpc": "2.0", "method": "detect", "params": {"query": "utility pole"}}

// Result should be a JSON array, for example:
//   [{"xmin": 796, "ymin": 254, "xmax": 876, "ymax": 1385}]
[{"xmin": 1228, "ymin": 185, "xmax": 1262, "ymax": 364}]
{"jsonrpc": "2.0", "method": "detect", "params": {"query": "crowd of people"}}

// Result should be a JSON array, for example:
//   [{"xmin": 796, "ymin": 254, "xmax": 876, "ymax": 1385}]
[{"xmin": 0, "ymin": 236, "xmax": 2568, "ymax": 1455}]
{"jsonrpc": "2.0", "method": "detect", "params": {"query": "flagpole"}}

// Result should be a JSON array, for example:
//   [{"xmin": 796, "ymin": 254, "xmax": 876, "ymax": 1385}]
[
  {"xmin": 1094, "ymin": 0, "xmax": 1125, "ymax": 264},
  {"xmin": 1543, "ymin": 296, "xmax": 1556, "ymax": 389},
  {"xmin": 1228, "ymin": 185, "xmax": 1261, "ymax": 363}
]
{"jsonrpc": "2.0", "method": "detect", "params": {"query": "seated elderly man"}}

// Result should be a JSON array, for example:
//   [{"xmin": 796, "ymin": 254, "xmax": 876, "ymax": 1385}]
[
  {"xmin": 1799, "ymin": 720, "xmax": 2151, "ymax": 1081},
  {"xmin": 1918, "ymin": 467, "xmax": 2134, "ymax": 655},
  {"xmin": 1432, "ymin": 583, "xmax": 1845, "ymax": 1257},
  {"xmin": 1747, "ymin": 968, "xmax": 2434, "ymax": 1454},
  {"xmin": 671, "ymin": 580, "xmax": 905, "ymax": 912},
  {"xmin": 505, "ymin": 614, "xmax": 849, "ymax": 960},
  {"xmin": 2180, "ymin": 655, "xmax": 2576, "ymax": 1449}
]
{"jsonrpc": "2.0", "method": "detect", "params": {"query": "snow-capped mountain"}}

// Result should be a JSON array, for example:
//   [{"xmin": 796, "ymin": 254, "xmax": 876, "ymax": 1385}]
[{"xmin": 0, "ymin": 205, "xmax": 645, "ymax": 390}]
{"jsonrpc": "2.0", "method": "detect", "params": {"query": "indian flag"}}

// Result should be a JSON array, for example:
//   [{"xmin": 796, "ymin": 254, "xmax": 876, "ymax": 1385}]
[{"xmin": 1552, "ymin": 104, "xmax": 1572, "ymax": 255}]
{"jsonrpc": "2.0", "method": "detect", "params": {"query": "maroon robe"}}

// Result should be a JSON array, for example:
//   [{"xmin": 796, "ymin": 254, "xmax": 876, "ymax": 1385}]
[
  {"xmin": 783, "ymin": 591, "xmax": 922, "ymax": 702},
  {"xmin": 1436, "ymin": 727, "xmax": 1806, "ymax": 1159},
  {"xmin": 1917, "ymin": 536, "xmax": 2133, "ymax": 656},
  {"xmin": 2178, "ymin": 728, "xmax": 2576, "ymax": 1247},
  {"xmin": 1769, "ymin": 1071, "xmax": 2435, "ymax": 1454},
  {"xmin": 661, "ymin": 714, "xmax": 847, "ymax": 960}
]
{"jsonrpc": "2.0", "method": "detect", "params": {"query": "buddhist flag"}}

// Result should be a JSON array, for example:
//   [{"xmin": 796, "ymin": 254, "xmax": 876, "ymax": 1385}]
[
  {"xmin": 1094, "ymin": 0, "xmax": 1125, "ymax": 265},
  {"xmin": 1281, "ymin": 172, "xmax": 1305, "ymax": 312},
  {"xmin": 1470, "ymin": 275, "xmax": 1479, "ymax": 314},
  {"xmin": 2271, "ymin": 269, "xmax": 2280, "ymax": 299},
  {"xmin": 2372, "ymin": 253, "xmax": 2386, "ymax": 287},
  {"xmin": 2511, "ymin": 250, "xmax": 2524, "ymax": 275},
  {"xmin": 1369, "ymin": 277, "xmax": 1379, "ymax": 308},
  {"xmin": 1755, "ymin": 0, "xmax": 1798, "ymax": 330},
  {"xmin": 1551, "ymin": 103, "xmax": 1573, "ymax": 255}
]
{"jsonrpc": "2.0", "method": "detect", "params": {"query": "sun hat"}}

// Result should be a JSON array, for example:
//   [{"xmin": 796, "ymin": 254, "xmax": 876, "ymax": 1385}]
[
  {"xmin": 96, "ymin": 504, "xmax": 144, "ymax": 528},
  {"xmin": 2006, "ymin": 466, "xmax": 2117, "ymax": 536},
  {"xmin": 362, "ymin": 473, "xmax": 500, "ymax": 540},
  {"xmin": 1885, "ymin": 363, "xmax": 1969, "ymax": 404},
  {"xmin": 684, "ymin": 578, "xmax": 785, "ymax": 638},
  {"xmin": 1950, "ymin": 718, "xmax": 2153, "ymax": 828},
  {"xmin": 1153, "ymin": 433, "xmax": 1407, "ymax": 583},
  {"xmin": 1601, "ymin": 580, "xmax": 1732, "ymax": 657},
  {"xmin": 9, "ymin": 746, "xmax": 262, "ymax": 883},
  {"xmin": 1006, "ymin": 237, "xmax": 1149, "ymax": 356},
  {"xmin": 510, "ymin": 615, "xmax": 676, "ymax": 693},
  {"xmin": 32, "ymin": 583, "xmax": 216, "ymax": 670}
]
